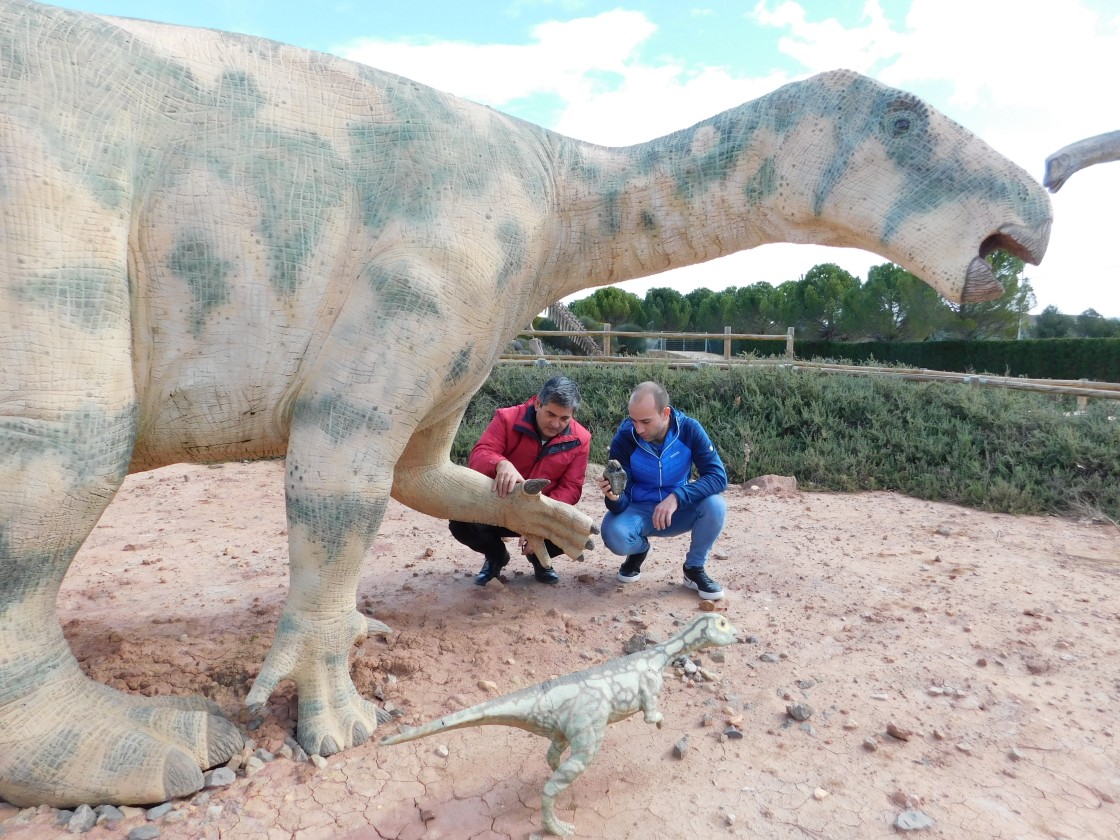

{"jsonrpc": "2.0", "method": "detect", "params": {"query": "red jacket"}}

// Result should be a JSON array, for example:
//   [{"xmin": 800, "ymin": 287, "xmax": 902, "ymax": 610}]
[{"xmin": 467, "ymin": 399, "xmax": 591, "ymax": 506}]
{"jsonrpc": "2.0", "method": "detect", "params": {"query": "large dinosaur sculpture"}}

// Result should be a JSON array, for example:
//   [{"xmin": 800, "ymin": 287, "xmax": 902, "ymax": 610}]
[
  {"xmin": 381, "ymin": 613, "xmax": 740, "ymax": 837},
  {"xmin": 1044, "ymin": 130, "xmax": 1120, "ymax": 192},
  {"xmin": 0, "ymin": 0, "xmax": 1050, "ymax": 809}
]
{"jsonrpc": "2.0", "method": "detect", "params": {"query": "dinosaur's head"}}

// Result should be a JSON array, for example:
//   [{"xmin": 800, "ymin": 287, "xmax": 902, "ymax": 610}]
[
  {"xmin": 684, "ymin": 613, "xmax": 739, "ymax": 650},
  {"xmin": 769, "ymin": 70, "xmax": 1052, "ymax": 304}
]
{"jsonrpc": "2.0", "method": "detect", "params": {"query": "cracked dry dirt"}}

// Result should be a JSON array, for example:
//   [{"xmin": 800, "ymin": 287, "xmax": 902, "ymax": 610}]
[{"xmin": 2, "ymin": 459, "xmax": 1118, "ymax": 839}]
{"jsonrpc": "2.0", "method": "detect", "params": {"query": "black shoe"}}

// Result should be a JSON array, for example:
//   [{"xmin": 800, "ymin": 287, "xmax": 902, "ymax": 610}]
[
  {"xmin": 529, "ymin": 555, "xmax": 560, "ymax": 584},
  {"xmin": 474, "ymin": 552, "xmax": 509, "ymax": 586},
  {"xmin": 617, "ymin": 550, "xmax": 648, "ymax": 583},
  {"xmin": 682, "ymin": 564, "xmax": 725, "ymax": 600}
]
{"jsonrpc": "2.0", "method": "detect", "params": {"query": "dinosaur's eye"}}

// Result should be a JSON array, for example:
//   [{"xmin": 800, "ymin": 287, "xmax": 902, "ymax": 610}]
[{"xmin": 893, "ymin": 116, "xmax": 911, "ymax": 135}]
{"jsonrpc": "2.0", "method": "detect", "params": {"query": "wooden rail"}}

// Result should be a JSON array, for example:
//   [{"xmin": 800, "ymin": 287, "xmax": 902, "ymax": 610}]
[{"xmin": 502, "ymin": 326, "xmax": 1120, "ymax": 405}]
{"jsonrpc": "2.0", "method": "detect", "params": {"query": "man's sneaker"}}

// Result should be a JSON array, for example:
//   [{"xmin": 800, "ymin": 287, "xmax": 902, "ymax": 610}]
[
  {"xmin": 682, "ymin": 564, "xmax": 724, "ymax": 600},
  {"xmin": 617, "ymin": 550, "xmax": 648, "ymax": 583}
]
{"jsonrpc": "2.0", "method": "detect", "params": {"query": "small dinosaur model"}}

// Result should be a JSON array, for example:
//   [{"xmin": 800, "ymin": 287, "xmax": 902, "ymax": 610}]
[{"xmin": 380, "ymin": 612, "xmax": 739, "ymax": 836}]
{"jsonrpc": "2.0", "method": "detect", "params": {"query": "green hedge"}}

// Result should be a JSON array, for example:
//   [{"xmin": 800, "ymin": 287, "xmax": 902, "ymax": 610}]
[
  {"xmin": 457, "ymin": 363, "xmax": 1120, "ymax": 521},
  {"xmin": 733, "ymin": 337, "xmax": 1120, "ymax": 381}
]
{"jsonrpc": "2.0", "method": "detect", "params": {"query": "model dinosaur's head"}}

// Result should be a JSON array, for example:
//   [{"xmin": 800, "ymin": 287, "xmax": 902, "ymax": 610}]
[
  {"xmin": 681, "ymin": 613, "xmax": 739, "ymax": 651},
  {"xmin": 777, "ymin": 70, "xmax": 1052, "ymax": 304}
]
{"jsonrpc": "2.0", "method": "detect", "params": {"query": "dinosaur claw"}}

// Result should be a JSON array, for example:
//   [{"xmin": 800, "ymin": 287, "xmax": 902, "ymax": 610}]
[
  {"xmin": 590, "ymin": 523, "xmax": 600, "ymax": 536},
  {"xmin": 522, "ymin": 478, "xmax": 550, "ymax": 495},
  {"xmin": 365, "ymin": 617, "xmax": 392, "ymax": 637},
  {"xmin": 584, "ymin": 538, "xmax": 595, "ymax": 551}
]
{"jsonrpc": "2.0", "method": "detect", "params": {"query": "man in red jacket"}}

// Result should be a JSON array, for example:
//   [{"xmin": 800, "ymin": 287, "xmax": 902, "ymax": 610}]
[{"xmin": 450, "ymin": 375, "xmax": 591, "ymax": 585}]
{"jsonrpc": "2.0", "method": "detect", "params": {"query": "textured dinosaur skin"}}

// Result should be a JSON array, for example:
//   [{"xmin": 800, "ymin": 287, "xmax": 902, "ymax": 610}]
[
  {"xmin": 1044, "ymin": 130, "xmax": 1120, "ymax": 192},
  {"xmin": 0, "ymin": 0, "xmax": 1050, "ymax": 808},
  {"xmin": 381, "ymin": 613, "xmax": 739, "ymax": 836}
]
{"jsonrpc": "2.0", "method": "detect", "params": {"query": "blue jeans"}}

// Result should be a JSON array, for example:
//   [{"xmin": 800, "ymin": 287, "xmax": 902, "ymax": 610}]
[{"xmin": 600, "ymin": 494, "xmax": 726, "ymax": 569}]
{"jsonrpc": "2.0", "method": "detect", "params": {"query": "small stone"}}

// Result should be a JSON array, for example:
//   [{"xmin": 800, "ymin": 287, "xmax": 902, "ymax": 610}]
[
  {"xmin": 163, "ymin": 811, "xmax": 187, "ymax": 825},
  {"xmin": 812, "ymin": 788, "xmax": 830, "ymax": 801},
  {"xmin": 128, "ymin": 827, "xmax": 161, "ymax": 840},
  {"xmin": 956, "ymin": 742, "xmax": 973, "ymax": 754},
  {"xmin": 310, "ymin": 754, "xmax": 328, "ymax": 768},
  {"xmin": 723, "ymin": 726, "xmax": 744, "ymax": 739},
  {"xmin": 225, "ymin": 754, "xmax": 243, "ymax": 772},
  {"xmin": 253, "ymin": 748, "xmax": 275, "ymax": 762},
  {"xmin": 842, "ymin": 719, "xmax": 859, "ymax": 731},
  {"xmin": 759, "ymin": 652, "xmax": 781, "ymax": 663},
  {"xmin": 146, "ymin": 803, "xmax": 174, "ymax": 820},
  {"xmin": 698, "ymin": 599, "xmax": 717, "ymax": 613},
  {"xmin": 886, "ymin": 722, "xmax": 912, "ymax": 741},
  {"xmin": 292, "ymin": 745, "xmax": 309, "ymax": 763},
  {"xmin": 243, "ymin": 756, "xmax": 266, "ymax": 776},
  {"xmin": 420, "ymin": 809, "xmax": 436, "ymax": 822},
  {"xmin": 67, "ymin": 804, "xmax": 97, "ymax": 833},
  {"xmin": 725, "ymin": 812, "xmax": 736, "ymax": 826},
  {"xmin": 1008, "ymin": 747, "xmax": 1025, "ymax": 762},
  {"xmin": 478, "ymin": 679, "xmax": 498, "ymax": 693},
  {"xmin": 202, "ymin": 767, "xmax": 236, "ymax": 788},
  {"xmin": 708, "ymin": 649, "xmax": 726, "ymax": 664},
  {"xmin": 277, "ymin": 743, "xmax": 293, "ymax": 760},
  {"xmin": 863, "ymin": 737, "xmax": 878, "ymax": 751},
  {"xmin": 95, "ymin": 805, "xmax": 125, "ymax": 826},
  {"xmin": 870, "ymin": 692, "xmax": 889, "ymax": 701},
  {"xmin": 927, "ymin": 686, "xmax": 944, "ymax": 696},
  {"xmin": 895, "ymin": 809, "xmax": 935, "ymax": 830},
  {"xmin": 673, "ymin": 735, "xmax": 689, "ymax": 758},
  {"xmin": 436, "ymin": 744, "xmax": 449, "ymax": 758},
  {"xmin": 786, "ymin": 703, "xmax": 813, "ymax": 722},
  {"xmin": 206, "ymin": 805, "xmax": 224, "ymax": 821}
]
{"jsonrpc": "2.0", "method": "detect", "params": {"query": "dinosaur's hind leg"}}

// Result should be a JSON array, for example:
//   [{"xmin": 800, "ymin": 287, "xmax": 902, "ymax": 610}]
[
  {"xmin": 0, "ymin": 147, "xmax": 242, "ymax": 807},
  {"xmin": 539, "ymin": 726, "xmax": 604, "ymax": 837}
]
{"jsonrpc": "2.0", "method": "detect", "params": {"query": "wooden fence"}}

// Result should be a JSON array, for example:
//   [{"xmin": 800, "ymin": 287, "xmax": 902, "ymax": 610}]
[{"xmin": 502, "ymin": 325, "xmax": 1120, "ymax": 406}]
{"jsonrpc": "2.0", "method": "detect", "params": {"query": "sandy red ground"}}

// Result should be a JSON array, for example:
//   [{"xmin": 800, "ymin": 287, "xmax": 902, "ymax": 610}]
[{"xmin": 3, "ymin": 459, "xmax": 1118, "ymax": 839}]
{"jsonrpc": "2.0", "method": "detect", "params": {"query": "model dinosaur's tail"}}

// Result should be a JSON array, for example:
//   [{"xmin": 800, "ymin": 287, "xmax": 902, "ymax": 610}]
[{"xmin": 379, "ymin": 684, "xmax": 553, "ymax": 746}]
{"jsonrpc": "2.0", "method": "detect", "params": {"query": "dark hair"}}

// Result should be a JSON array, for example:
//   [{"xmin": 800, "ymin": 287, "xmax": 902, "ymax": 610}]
[
  {"xmin": 538, "ymin": 375, "xmax": 581, "ymax": 413},
  {"xmin": 630, "ymin": 381, "xmax": 669, "ymax": 412}
]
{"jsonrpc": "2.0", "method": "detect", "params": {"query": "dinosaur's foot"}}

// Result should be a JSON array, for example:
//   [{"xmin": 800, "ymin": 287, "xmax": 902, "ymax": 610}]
[
  {"xmin": 540, "ymin": 796, "xmax": 575, "ymax": 837},
  {"xmin": 0, "ymin": 665, "xmax": 242, "ymax": 808},
  {"xmin": 246, "ymin": 608, "xmax": 389, "ymax": 757}
]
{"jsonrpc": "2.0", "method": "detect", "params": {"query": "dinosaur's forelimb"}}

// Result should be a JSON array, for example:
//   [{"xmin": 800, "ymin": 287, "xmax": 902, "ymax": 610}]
[{"xmin": 394, "ymin": 421, "xmax": 596, "ymax": 562}]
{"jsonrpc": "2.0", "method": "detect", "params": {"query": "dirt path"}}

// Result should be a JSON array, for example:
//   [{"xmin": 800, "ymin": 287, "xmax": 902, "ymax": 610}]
[{"xmin": 3, "ymin": 459, "xmax": 1118, "ymax": 839}]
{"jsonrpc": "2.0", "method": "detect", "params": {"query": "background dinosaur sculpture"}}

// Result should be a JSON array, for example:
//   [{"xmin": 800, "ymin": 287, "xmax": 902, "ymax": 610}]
[
  {"xmin": 1044, "ymin": 130, "xmax": 1120, "ymax": 192},
  {"xmin": 381, "ymin": 613, "xmax": 739, "ymax": 837},
  {"xmin": 0, "ymin": 0, "xmax": 1050, "ymax": 808}
]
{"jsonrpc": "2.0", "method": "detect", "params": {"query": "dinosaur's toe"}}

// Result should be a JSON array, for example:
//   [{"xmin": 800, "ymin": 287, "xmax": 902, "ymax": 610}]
[
  {"xmin": 205, "ymin": 713, "xmax": 244, "ymax": 767},
  {"xmin": 161, "ymin": 749, "xmax": 205, "ymax": 801}
]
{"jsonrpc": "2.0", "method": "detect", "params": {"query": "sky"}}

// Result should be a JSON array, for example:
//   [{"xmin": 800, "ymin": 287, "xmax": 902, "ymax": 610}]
[{"xmin": 45, "ymin": 0, "xmax": 1120, "ymax": 317}]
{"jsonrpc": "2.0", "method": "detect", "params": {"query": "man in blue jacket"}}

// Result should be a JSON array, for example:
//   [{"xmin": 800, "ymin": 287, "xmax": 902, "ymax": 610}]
[{"xmin": 596, "ymin": 381, "xmax": 728, "ymax": 600}]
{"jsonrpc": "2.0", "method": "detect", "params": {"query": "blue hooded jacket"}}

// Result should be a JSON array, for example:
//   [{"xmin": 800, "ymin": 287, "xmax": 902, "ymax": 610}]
[{"xmin": 604, "ymin": 407, "xmax": 727, "ymax": 514}]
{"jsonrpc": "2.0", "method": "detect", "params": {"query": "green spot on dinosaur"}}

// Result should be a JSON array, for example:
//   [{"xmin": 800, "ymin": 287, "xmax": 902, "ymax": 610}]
[
  {"xmin": 285, "ymin": 492, "xmax": 387, "ymax": 565},
  {"xmin": 215, "ymin": 70, "xmax": 266, "ymax": 117},
  {"xmin": 167, "ymin": 233, "xmax": 232, "ymax": 337},
  {"xmin": 293, "ymin": 395, "xmax": 390, "ymax": 445},
  {"xmin": 366, "ymin": 263, "xmax": 441, "ymax": 318},
  {"xmin": 444, "ymin": 347, "xmax": 473, "ymax": 387},
  {"xmin": 743, "ymin": 157, "xmax": 777, "ymax": 205},
  {"xmin": 12, "ymin": 269, "xmax": 122, "ymax": 333},
  {"xmin": 495, "ymin": 220, "xmax": 527, "ymax": 289}
]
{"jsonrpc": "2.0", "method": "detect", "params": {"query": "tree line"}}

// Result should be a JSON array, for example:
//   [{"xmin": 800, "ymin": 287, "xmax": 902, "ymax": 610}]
[{"xmin": 561, "ymin": 252, "xmax": 1120, "ymax": 343}]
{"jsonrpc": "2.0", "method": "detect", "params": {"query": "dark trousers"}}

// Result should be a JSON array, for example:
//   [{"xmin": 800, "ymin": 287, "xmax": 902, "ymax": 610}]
[{"xmin": 448, "ymin": 521, "xmax": 563, "ymax": 565}]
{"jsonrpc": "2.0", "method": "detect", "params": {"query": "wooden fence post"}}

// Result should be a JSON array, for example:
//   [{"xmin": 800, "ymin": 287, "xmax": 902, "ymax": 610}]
[
  {"xmin": 785, "ymin": 327, "xmax": 795, "ymax": 359},
  {"xmin": 724, "ymin": 326, "xmax": 732, "ymax": 360},
  {"xmin": 602, "ymin": 323, "xmax": 612, "ymax": 357}
]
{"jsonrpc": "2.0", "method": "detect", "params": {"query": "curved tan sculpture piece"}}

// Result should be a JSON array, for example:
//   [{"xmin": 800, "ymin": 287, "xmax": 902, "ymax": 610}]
[{"xmin": 0, "ymin": 0, "xmax": 1050, "ymax": 808}]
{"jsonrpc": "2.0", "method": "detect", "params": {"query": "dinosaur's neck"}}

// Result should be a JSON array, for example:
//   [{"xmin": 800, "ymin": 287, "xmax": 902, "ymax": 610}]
[{"xmin": 545, "ymin": 98, "xmax": 799, "ymax": 300}]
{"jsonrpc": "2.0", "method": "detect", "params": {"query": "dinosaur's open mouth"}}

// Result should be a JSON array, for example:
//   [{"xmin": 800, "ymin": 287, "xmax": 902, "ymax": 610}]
[{"xmin": 962, "ymin": 221, "xmax": 1051, "ymax": 303}]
